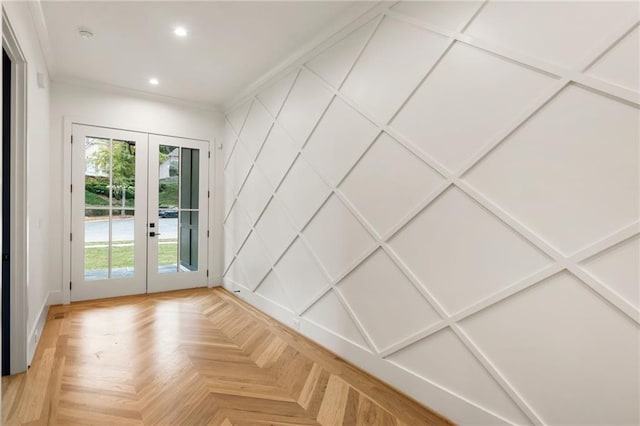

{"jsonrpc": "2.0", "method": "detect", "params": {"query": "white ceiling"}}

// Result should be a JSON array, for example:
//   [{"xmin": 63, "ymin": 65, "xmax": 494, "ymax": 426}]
[{"xmin": 40, "ymin": 1, "xmax": 371, "ymax": 106}]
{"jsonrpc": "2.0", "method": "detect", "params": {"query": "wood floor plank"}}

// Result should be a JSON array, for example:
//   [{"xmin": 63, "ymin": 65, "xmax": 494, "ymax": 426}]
[{"xmin": 2, "ymin": 288, "xmax": 452, "ymax": 425}]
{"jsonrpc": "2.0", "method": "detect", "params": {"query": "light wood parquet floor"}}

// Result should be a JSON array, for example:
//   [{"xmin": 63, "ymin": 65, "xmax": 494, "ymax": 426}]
[{"xmin": 2, "ymin": 287, "xmax": 452, "ymax": 425}]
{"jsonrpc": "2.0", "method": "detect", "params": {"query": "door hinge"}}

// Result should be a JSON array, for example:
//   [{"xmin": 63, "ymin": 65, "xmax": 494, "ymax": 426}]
[
  {"xmin": 69, "ymin": 281, "xmax": 72, "ymax": 290},
  {"xmin": 70, "ymin": 233, "xmax": 72, "ymax": 242},
  {"xmin": 208, "ymin": 151, "xmax": 211, "ymax": 159},
  {"xmin": 207, "ymin": 230, "xmax": 210, "ymax": 238},
  {"xmin": 71, "ymin": 135, "xmax": 73, "ymax": 144},
  {"xmin": 208, "ymin": 190, "xmax": 210, "ymax": 199},
  {"xmin": 70, "ymin": 184, "xmax": 73, "ymax": 193},
  {"xmin": 206, "ymin": 269, "xmax": 209, "ymax": 277}
]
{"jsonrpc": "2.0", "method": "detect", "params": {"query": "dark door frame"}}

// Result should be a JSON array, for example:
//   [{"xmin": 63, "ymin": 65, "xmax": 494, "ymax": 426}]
[{"xmin": 2, "ymin": 47, "xmax": 12, "ymax": 376}]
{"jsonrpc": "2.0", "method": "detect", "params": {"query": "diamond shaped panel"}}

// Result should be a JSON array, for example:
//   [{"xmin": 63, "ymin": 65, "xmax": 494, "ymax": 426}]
[
  {"xmin": 391, "ymin": 42, "xmax": 555, "ymax": 172},
  {"xmin": 238, "ymin": 100, "xmax": 273, "ymax": 160},
  {"xmin": 237, "ymin": 166, "xmax": 273, "ymax": 225},
  {"xmin": 341, "ymin": 16, "xmax": 449, "ymax": 123},
  {"xmin": 461, "ymin": 272, "xmax": 640, "ymax": 425},
  {"xmin": 276, "ymin": 156, "xmax": 331, "ymax": 230},
  {"xmin": 465, "ymin": 1, "xmax": 639, "ymax": 68},
  {"xmin": 255, "ymin": 123, "xmax": 299, "ymax": 189},
  {"xmin": 255, "ymin": 271, "xmax": 293, "ymax": 312},
  {"xmin": 389, "ymin": 328, "xmax": 531, "ymax": 425},
  {"xmin": 257, "ymin": 71, "xmax": 298, "ymax": 117},
  {"xmin": 277, "ymin": 70, "xmax": 334, "ymax": 148},
  {"xmin": 340, "ymin": 132, "xmax": 445, "ymax": 237},
  {"xmin": 389, "ymin": 187, "xmax": 552, "ymax": 315},
  {"xmin": 580, "ymin": 235, "xmax": 640, "ymax": 310},
  {"xmin": 585, "ymin": 26, "xmax": 639, "ymax": 93},
  {"xmin": 303, "ymin": 97, "xmax": 379, "ymax": 186},
  {"xmin": 223, "ymin": 225, "xmax": 236, "ymax": 271},
  {"xmin": 223, "ymin": 120, "xmax": 238, "ymax": 165},
  {"xmin": 306, "ymin": 18, "xmax": 377, "ymax": 88},
  {"xmin": 275, "ymin": 237, "xmax": 331, "ymax": 311},
  {"xmin": 255, "ymin": 197, "xmax": 297, "ymax": 263},
  {"xmin": 225, "ymin": 200, "xmax": 252, "ymax": 254},
  {"xmin": 224, "ymin": 258, "xmax": 249, "ymax": 290},
  {"xmin": 227, "ymin": 100, "xmax": 252, "ymax": 135},
  {"xmin": 303, "ymin": 195, "xmax": 376, "ymax": 280},
  {"xmin": 225, "ymin": 141, "xmax": 253, "ymax": 197},
  {"xmin": 303, "ymin": 289, "xmax": 370, "ymax": 351},
  {"xmin": 464, "ymin": 85, "xmax": 640, "ymax": 255},
  {"xmin": 236, "ymin": 231, "xmax": 272, "ymax": 290},
  {"xmin": 337, "ymin": 249, "xmax": 441, "ymax": 351}
]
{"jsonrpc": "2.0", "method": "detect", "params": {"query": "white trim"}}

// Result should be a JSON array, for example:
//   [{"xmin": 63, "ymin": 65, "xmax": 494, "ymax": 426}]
[
  {"xmin": 222, "ymin": 4, "xmax": 640, "ymax": 423},
  {"xmin": 222, "ymin": 276, "xmax": 512, "ymax": 425},
  {"xmin": 62, "ymin": 117, "xmax": 215, "ymax": 303},
  {"xmin": 47, "ymin": 290, "xmax": 62, "ymax": 306},
  {"xmin": 26, "ymin": 0, "xmax": 56, "ymax": 79},
  {"xmin": 3, "ymin": 8, "xmax": 30, "ymax": 375},
  {"xmin": 26, "ymin": 295, "xmax": 48, "ymax": 365},
  {"xmin": 55, "ymin": 76, "xmax": 221, "ymax": 113}
]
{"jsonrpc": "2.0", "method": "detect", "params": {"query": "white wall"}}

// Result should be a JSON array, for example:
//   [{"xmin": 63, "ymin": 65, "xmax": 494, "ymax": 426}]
[
  {"xmin": 222, "ymin": 2, "xmax": 640, "ymax": 425},
  {"xmin": 3, "ymin": 1, "xmax": 53, "ymax": 364},
  {"xmin": 49, "ymin": 81, "xmax": 225, "ymax": 304}
]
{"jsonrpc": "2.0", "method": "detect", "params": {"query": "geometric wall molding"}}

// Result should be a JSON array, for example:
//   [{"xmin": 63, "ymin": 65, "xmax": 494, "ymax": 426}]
[
  {"xmin": 464, "ymin": 1, "xmax": 640, "ymax": 69},
  {"xmin": 580, "ymin": 235, "xmax": 640, "ymax": 310},
  {"xmin": 389, "ymin": 328, "xmax": 533, "ymax": 425},
  {"xmin": 464, "ymin": 84, "xmax": 640, "ymax": 257},
  {"xmin": 306, "ymin": 17, "xmax": 378, "ymax": 89},
  {"xmin": 388, "ymin": 187, "xmax": 553, "ymax": 315},
  {"xmin": 256, "ymin": 70, "xmax": 298, "ymax": 117},
  {"xmin": 460, "ymin": 272, "xmax": 640, "ymax": 425},
  {"xmin": 302, "ymin": 289, "xmax": 371, "ymax": 351},
  {"xmin": 339, "ymin": 132, "xmax": 445, "ymax": 237},
  {"xmin": 585, "ymin": 25, "xmax": 640, "ymax": 93},
  {"xmin": 337, "ymin": 248, "xmax": 441, "ymax": 352},
  {"xmin": 341, "ymin": 16, "xmax": 449, "ymax": 123},
  {"xmin": 223, "ymin": 2, "xmax": 640, "ymax": 423},
  {"xmin": 390, "ymin": 42, "xmax": 556, "ymax": 173}
]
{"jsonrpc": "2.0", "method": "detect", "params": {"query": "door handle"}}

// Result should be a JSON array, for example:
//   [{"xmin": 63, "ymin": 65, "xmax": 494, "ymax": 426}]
[{"xmin": 149, "ymin": 232, "xmax": 161, "ymax": 237}]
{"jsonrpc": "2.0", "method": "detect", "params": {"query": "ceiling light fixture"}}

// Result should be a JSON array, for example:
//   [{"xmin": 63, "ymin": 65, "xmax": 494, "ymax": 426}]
[
  {"xmin": 174, "ymin": 26, "xmax": 188, "ymax": 37},
  {"xmin": 78, "ymin": 28, "xmax": 94, "ymax": 40},
  {"xmin": 149, "ymin": 78, "xmax": 159, "ymax": 85}
]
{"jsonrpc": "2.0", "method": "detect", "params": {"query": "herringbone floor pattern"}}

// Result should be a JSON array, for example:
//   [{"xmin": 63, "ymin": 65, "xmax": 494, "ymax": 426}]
[{"xmin": 2, "ymin": 288, "xmax": 451, "ymax": 425}]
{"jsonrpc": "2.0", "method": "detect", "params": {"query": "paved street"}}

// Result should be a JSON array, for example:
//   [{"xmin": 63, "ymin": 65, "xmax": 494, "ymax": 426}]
[{"xmin": 85, "ymin": 218, "xmax": 178, "ymax": 242}]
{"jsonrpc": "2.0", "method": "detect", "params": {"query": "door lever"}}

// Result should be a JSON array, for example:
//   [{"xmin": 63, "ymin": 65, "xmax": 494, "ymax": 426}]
[{"xmin": 149, "ymin": 232, "xmax": 161, "ymax": 237}]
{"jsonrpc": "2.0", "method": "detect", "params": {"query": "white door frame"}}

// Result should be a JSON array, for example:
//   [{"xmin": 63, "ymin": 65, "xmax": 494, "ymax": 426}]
[
  {"xmin": 147, "ymin": 134, "xmax": 209, "ymax": 293},
  {"xmin": 62, "ymin": 118, "xmax": 213, "ymax": 304},
  {"xmin": 2, "ymin": 9, "xmax": 29, "ymax": 374}
]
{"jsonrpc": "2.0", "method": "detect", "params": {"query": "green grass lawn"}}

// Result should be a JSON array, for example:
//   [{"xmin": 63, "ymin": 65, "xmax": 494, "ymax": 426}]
[{"xmin": 85, "ymin": 240, "xmax": 178, "ymax": 270}]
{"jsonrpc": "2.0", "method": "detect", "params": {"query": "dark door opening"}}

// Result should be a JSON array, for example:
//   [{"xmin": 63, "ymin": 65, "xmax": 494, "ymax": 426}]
[{"xmin": 2, "ymin": 48, "xmax": 12, "ymax": 376}]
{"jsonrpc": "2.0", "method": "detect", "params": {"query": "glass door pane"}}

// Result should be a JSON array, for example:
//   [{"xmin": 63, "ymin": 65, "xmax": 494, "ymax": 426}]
[
  {"xmin": 147, "ymin": 134, "xmax": 208, "ymax": 293},
  {"xmin": 71, "ymin": 124, "xmax": 148, "ymax": 302},
  {"xmin": 83, "ymin": 138, "xmax": 136, "ymax": 279}
]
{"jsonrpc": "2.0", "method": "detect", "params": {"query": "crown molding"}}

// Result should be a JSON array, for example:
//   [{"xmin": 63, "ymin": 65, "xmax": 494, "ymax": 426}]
[
  {"xmin": 53, "ymin": 75, "xmax": 223, "ymax": 113},
  {"xmin": 27, "ymin": 0, "xmax": 57, "ymax": 78}
]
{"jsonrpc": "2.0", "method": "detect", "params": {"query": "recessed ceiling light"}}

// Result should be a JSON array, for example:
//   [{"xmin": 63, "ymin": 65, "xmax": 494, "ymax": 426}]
[
  {"xmin": 149, "ymin": 78, "xmax": 159, "ymax": 85},
  {"xmin": 78, "ymin": 28, "xmax": 94, "ymax": 40},
  {"xmin": 174, "ymin": 26, "xmax": 187, "ymax": 37}
]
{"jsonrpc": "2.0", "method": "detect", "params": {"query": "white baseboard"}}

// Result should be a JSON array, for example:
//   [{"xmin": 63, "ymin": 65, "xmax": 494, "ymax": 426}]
[
  {"xmin": 27, "ymin": 296, "xmax": 49, "ymax": 366},
  {"xmin": 222, "ymin": 277, "xmax": 509, "ymax": 425},
  {"xmin": 48, "ymin": 290, "xmax": 62, "ymax": 305}
]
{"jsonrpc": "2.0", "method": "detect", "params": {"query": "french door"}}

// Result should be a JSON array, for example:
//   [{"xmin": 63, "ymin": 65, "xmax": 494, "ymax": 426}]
[{"xmin": 71, "ymin": 125, "xmax": 209, "ymax": 302}]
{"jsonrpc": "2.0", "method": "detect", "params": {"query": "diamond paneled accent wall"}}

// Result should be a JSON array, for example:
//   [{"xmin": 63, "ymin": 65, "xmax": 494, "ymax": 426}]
[{"xmin": 222, "ymin": 2, "xmax": 640, "ymax": 424}]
